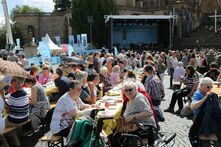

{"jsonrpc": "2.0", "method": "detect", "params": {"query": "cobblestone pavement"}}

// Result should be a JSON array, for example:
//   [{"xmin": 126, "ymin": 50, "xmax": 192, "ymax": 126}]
[
  {"xmin": 159, "ymin": 74, "xmax": 192, "ymax": 147},
  {"xmin": 20, "ymin": 75, "xmax": 193, "ymax": 147}
]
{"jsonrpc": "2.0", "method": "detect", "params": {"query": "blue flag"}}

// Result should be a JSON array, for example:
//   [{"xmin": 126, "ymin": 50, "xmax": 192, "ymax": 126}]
[
  {"xmin": 77, "ymin": 35, "xmax": 81, "ymax": 47},
  {"xmin": 114, "ymin": 47, "xmax": 118, "ymax": 56},
  {"xmin": 81, "ymin": 34, "xmax": 87, "ymax": 47},
  {"xmin": 55, "ymin": 36, "xmax": 61, "ymax": 47},
  {"xmin": 69, "ymin": 35, "xmax": 74, "ymax": 46}
]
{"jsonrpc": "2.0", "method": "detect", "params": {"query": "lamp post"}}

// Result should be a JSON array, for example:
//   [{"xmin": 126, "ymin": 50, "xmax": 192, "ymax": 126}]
[{"xmin": 87, "ymin": 16, "xmax": 94, "ymax": 48}]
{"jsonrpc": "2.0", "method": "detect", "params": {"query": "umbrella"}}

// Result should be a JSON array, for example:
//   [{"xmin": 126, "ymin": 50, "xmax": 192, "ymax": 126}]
[
  {"xmin": 63, "ymin": 57, "xmax": 87, "ymax": 65},
  {"xmin": 0, "ymin": 58, "xmax": 29, "ymax": 78}
]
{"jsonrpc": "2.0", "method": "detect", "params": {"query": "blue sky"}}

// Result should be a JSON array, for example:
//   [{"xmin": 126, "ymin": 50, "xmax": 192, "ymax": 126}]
[{"xmin": 0, "ymin": 0, "xmax": 55, "ymax": 25}]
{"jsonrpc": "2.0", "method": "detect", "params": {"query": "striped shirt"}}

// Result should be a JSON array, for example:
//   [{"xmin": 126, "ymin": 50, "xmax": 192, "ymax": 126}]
[
  {"xmin": 183, "ymin": 74, "xmax": 199, "ymax": 89},
  {"xmin": 79, "ymin": 85, "xmax": 90, "ymax": 101},
  {"xmin": 6, "ymin": 90, "xmax": 29, "ymax": 123},
  {"xmin": 144, "ymin": 75, "xmax": 161, "ymax": 106}
]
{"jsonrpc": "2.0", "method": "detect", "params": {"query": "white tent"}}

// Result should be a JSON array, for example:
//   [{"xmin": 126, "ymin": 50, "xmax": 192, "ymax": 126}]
[{"xmin": 42, "ymin": 33, "xmax": 62, "ymax": 51}]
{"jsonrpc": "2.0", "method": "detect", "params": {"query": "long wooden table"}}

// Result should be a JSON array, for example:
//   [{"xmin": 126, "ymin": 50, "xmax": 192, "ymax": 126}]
[{"xmin": 96, "ymin": 86, "xmax": 123, "ymax": 136}]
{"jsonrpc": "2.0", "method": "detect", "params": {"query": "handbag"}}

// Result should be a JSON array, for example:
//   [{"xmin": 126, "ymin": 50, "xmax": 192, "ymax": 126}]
[
  {"xmin": 114, "ymin": 117, "xmax": 138, "ymax": 135},
  {"xmin": 181, "ymin": 100, "xmax": 193, "ymax": 117}
]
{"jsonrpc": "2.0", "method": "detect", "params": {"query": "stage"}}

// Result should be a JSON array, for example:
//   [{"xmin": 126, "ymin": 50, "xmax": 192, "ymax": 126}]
[{"xmin": 105, "ymin": 15, "xmax": 173, "ymax": 51}]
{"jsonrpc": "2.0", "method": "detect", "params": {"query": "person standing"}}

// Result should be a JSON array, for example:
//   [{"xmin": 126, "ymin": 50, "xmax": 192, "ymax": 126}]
[{"xmin": 168, "ymin": 51, "xmax": 178, "ymax": 88}]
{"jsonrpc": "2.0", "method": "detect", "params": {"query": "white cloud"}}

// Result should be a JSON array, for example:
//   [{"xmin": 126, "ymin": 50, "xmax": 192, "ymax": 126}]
[{"xmin": 24, "ymin": 0, "xmax": 55, "ymax": 12}]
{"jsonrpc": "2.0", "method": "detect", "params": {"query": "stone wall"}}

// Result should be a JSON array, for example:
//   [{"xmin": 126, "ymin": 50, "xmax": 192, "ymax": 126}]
[{"xmin": 14, "ymin": 12, "xmax": 71, "ymax": 46}]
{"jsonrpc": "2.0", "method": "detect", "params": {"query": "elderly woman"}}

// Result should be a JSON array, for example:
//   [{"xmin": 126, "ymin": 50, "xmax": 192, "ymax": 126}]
[
  {"xmin": 25, "ymin": 78, "xmax": 50, "ymax": 131},
  {"xmin": 38, "ymin": 64, "xmax": 53, "ymax": 85},
  {"xmin": 110, "ymin": 80, "xmax": 156, "ymax": 147},
  {"xmin": 165, "ymin": 65, "xmax": 199, "ymax": 115},
  {"xmin": 75, "ymin": 71, "xmax": 96, "ymax": 104},
  {"xmin": 50, "ymin": 80, "xmax": 91, "ymax": 137},
  {"xmin": 99, "ymin": 66, "xmax": 112, "ymax": 93}
]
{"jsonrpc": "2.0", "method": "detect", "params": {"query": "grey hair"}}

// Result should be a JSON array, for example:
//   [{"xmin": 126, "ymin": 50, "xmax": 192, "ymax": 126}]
[
  {"xmin": 113, "ymin": 65, "xmax": 120, "ymax": 73},
  {"xmin": 199, "ymin": 77, "xmax": 213, "ymax": 88},
  {"xmin": 75, "ymin": 71, "xmax": 88, "ymax": 82},
  {"xmin": 100, "ymin": 66, "xmax": 108, "ymax": 76},
  {"xmin": 122, "ymin": 79, "xmax": 138, "ymax": 91}
]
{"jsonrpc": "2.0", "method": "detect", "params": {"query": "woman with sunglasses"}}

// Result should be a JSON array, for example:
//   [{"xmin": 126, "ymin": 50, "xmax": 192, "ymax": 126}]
[
  {"xmin": 110, "ymin": 80, "xmax": 156, "ymax": 147},
  {"xmin": 38, "ymin": 64, "xmax": 53, "ymax": 85},
  {"xmin": 190, "ymin": 77, "xmax": 214, "ymax": 121}
]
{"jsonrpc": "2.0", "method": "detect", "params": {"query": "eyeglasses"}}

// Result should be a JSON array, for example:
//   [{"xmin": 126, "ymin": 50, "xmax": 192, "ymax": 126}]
[
  {"xmin": 43, "ymin": 68, "xmax": 49, "ymax": 70},
  {"xmin": 207, "ymin": 85, "xmax": 213, "ymax": 89},
  {"xmin": 124, "ymin": 88, "xmax": 134, "ymax": 92}
]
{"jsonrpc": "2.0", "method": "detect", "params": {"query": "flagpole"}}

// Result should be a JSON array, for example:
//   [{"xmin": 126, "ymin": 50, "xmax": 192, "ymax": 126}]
[
  {"xmin": 1, "ymin": 0, "xmax": 14, "ymax": 49},
  {"xmin": 215, "ymin": 9, "xmax": 217, "ymax": 33}
]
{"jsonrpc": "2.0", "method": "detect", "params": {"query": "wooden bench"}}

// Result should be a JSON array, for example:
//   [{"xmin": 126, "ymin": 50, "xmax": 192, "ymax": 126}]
[
  {"xmin": 40, "ymin": 134, "xmax": 64, "ymax": 147},
  {"xmin": 3, "ymin": 119, "xmax": 31, "ymax": 135}
]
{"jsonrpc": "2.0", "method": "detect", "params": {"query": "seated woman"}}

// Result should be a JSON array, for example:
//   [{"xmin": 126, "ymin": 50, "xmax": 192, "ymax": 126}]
[
  {"xmin": 38, "ymin": 64, "xmax": 53, "ymax": 85},
  {"xmin": 110, "ymin": 80, "xmax": 156, "ymax": 147},
  {"xmin": 165, "ymin": 65, "xmax": 199, "ymax": 115},
  {"xmin": 76, "ymin": 71, "xmax": 96, "ymax": 104},
  {"xmin": 50, "ymin": 80, "xmax": 92, "ymax": 138},
  {"xmin": 99, "ymin": 66, "xmax": 112, "ymax": 93},
  {"xmin": 109, "ymin": 65, "xmax": 121, "ymax": 86},
  {"xmin": 24, "ymin": 78, "xmax": 50, "ymax": 131},
  {"xmin": 87, "ymin": 73, "xmax": 103, "ymax": 99}
]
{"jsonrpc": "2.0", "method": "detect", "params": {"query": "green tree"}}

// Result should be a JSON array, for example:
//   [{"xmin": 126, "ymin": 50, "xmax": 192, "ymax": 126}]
[
  {"xmin": 53, "ymin": 0, "xmax": 71, "ymax": 12},
  {"xmin": 70, "ymin": 0, "xmax": 117, "ymax": 48},
  {"xmin": 11, "ymin": 5, "xmax": 42, "ymax": 20},
  {"xmin": 0, "ymin": 24, "xmax": 21, "ymax": 49}
]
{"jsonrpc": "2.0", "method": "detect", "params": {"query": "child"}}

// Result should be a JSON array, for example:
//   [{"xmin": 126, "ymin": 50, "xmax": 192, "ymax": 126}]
[{"xmin": 173, "ymin": 62, "xmax": 185, "ymax": 89}]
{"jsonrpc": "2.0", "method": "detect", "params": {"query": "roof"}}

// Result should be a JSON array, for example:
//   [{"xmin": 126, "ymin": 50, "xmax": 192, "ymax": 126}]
[{"xmin": 105, "ymin": 15, "xmax": 173, "ymax": 23}]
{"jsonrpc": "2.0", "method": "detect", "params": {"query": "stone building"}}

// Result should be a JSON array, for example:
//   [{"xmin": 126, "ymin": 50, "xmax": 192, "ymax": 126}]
[{"xmin": 14, "ymin": 12, "xmax": 71, "ymax": 46}]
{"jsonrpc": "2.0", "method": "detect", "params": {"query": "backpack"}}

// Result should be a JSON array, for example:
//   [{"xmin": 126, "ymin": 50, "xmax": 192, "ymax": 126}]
[{"xmin": 67, "ymin": 117, "xmax": 104, "ymax": 147}]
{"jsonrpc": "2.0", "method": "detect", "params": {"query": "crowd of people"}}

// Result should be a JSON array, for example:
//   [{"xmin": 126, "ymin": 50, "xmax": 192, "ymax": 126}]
[{"xmin": 0, "ymin": 47, "xmax": 221, "ymax": 146}]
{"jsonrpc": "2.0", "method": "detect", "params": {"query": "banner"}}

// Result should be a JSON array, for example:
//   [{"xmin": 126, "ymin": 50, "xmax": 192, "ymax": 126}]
[
  {"xmin": 37, "ymin": 41, "xmax": 51, "ymax": 65},
  {"xmin": 114, "ymin": 47, "xmax": 118, "ymax": 56},
  {"xmin": 77, "ymin": 35, "xmax": 81, "ymax": 47},
  {"xmin": 16, "ymin": 38, "xmax": 20, "ymax": 47},
  {"xmin": 55, "ymin": 36, "xmax": 61, "ymax": 47},
  {"xmin": 68, "ymin": 44, "xmax": 74, "ymax": 57},
  {"xmin": 69, "ymin": 35, "xmax": 74, "ymax": 46},
  {"xmin": 81, "ymin": 34, "xmax": 87, "ymax": 47}
]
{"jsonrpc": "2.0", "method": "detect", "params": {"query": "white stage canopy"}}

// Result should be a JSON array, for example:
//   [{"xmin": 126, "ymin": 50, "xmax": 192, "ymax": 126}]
[{"xmin": 43, "ymin": 33, "xmax": 62, "ymax": 51}]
